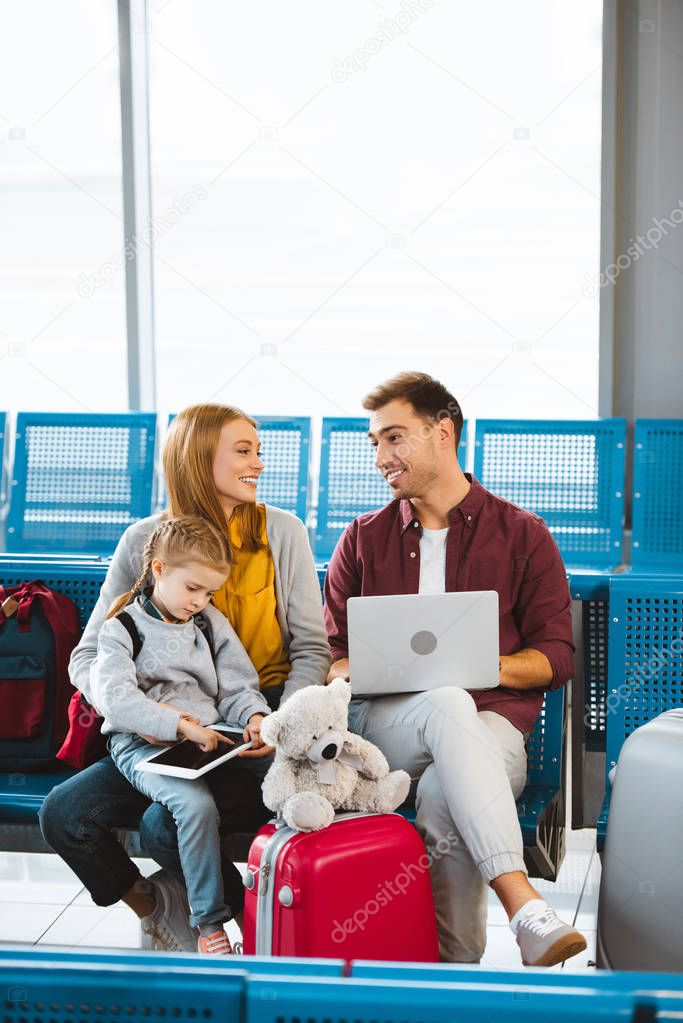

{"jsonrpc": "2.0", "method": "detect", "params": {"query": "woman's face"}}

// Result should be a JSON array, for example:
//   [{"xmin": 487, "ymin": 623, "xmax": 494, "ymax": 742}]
[{"xmin": 212, "ymin": 418, "xmax": 264, "ymax": 511}]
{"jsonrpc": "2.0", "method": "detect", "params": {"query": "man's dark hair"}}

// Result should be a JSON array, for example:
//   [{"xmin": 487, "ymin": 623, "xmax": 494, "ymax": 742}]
[{"xmin": 362, "ymin": 371, "xmax": 463, "ymax": 448}]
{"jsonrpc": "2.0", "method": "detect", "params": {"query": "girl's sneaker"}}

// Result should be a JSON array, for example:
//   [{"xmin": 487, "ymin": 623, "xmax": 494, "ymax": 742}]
[{"xmin": 197, "ymin": 929, "xmax": 233, "ymax": 955}]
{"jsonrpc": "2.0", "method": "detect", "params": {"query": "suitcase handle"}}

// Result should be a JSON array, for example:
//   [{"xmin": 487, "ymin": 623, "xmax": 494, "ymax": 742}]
[{"xmin": 274, "ymin": 810, "xmax": 395, "ymax": 830}]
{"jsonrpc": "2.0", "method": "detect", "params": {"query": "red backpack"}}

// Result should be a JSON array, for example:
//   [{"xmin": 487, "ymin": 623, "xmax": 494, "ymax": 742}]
[
  {"xmin": 57, "ymin": 690, "xmax": 108, "ymax": 770},
  {"xmin": 0, "ymin": 581, "xmax": 81, "ymax": 772}
]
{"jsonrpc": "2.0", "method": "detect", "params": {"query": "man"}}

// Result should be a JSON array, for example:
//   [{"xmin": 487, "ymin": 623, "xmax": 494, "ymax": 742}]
[{"xmin": 324, "ymin": 371, "xmax": 585, "ymax": 966}]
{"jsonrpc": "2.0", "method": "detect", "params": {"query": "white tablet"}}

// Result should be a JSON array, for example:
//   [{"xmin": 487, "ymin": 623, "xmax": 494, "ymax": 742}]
[{"xmin": 135, "ymin": 725, "xmax": 254, "ymax": 780}]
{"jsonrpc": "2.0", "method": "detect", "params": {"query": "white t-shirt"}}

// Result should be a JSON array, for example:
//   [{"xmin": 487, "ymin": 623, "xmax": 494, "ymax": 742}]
[{"xmin": 418, "ymin": 526, "xmax": 449, "ymax": 595}]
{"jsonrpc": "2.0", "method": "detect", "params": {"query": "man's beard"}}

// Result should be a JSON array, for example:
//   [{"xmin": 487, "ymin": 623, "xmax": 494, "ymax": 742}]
[{"xmin": 392, "ymin": 460, "xmax": 440, "ymax": 499}]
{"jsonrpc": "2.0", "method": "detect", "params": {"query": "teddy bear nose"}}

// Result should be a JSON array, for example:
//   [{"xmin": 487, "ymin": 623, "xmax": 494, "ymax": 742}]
[{"xmin": 321, "ymin": 743, "xmax": 338, "ymax": 760}]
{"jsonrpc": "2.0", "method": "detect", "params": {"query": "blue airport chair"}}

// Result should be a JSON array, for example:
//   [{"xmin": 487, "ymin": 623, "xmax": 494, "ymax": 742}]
[
  {"xmin": 6, "ymin": 412, "xmax": 156, "ymax": 556},
  {"xmin": 473, "ymin": 419, "xmax": 626, "ymax": 569},
  {"xmin": 246, "ymin": 974, "xmax": 641, "ymax": 1023},
  {"xmin": 2, "ymin": 950, "xmax": 676, "ymax": 1022},
  {"xmin": 315, "ymin": 418, "xmax": 468, "ymax": 564},
  {"xmin": 503, "ymin": 685, "xmax": 566, "ymax": 879},
  {"xmin": 0, "ymin": 957, "xmax": 245, "ymax": 1021},
  {"xmin": 255, "ymin": 416, "xmax": 311, "ymax": 522},
  {"xmin": 0, "ymin": 945, "xmax": 345, "ymax": 976},
  {"xmin": 0, "ymin": 771, "xmax": 76, "ymax": 824},
  {"xmin": 350, "ymin": 959, "xmax": 683, "ymax": 993},
  {"xmin": 631, "ymin": 419, "xmax": 683, "ymax": 569},
  {"xmin": 597, "ymin": 574, "xmax": 683, "ymax": 849},
  {"xmin": 566, "ymin": 571, "xmax": 611, "ymax": 829}
]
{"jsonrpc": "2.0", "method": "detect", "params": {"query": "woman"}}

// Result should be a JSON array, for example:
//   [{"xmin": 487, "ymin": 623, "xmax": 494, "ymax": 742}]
[{"xmin": 39, "ymin": 404, "xmax": 330, "ymax": 951}]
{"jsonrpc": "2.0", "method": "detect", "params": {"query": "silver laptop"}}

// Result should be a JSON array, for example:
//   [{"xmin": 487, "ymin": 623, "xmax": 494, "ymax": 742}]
[{"xmin": 347, "ymin": 591, "xmax": 500, "ymax": 697}]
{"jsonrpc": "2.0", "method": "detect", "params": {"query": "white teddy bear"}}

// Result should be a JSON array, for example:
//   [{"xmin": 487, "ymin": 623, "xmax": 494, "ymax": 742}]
[{"xmin": 260, "ymin": 678, "xmax": 411, "ymax": 832}]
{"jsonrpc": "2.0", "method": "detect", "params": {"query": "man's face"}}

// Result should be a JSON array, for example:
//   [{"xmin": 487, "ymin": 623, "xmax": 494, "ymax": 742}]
[{"xmin": 368, "ymin": 399, "xmax": 443, "ymax": 500}]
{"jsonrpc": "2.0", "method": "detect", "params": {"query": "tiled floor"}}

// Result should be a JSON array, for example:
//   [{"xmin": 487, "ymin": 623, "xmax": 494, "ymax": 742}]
[{"xmin": 0, "ymin": 826, "xmax": 600, "ymax": 968}]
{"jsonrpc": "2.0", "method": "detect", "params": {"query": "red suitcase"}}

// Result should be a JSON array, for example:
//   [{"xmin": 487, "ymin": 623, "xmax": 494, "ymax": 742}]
[{"xmin": 242, "ymin": 812, "xmax": 440, "ymax": 962}]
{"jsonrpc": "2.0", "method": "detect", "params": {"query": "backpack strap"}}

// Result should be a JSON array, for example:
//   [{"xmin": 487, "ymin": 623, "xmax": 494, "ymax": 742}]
[
  {"xmin": 116, "ymin": 607, "xmax": 214, "ymax": 665},
  {"xmin": 195, "ymin": 612, "xmax": 217, "ymax": 667},
  {"xmin": 116, "ymin": 611, "xmax": 143, "ymax": 661}
]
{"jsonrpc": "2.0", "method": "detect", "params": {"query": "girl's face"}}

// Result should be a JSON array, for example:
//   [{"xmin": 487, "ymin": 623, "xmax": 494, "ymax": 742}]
[
  {"xmin": 213, "ymin": 419, "xmax": 264, "ymax": 512},
  {"xmin": 151, "ymin": 558, "xmax": 228, "ymax": 622}
]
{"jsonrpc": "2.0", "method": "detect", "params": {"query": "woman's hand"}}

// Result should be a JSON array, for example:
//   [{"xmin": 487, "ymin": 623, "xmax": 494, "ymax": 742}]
[
  {"xmin": 326, "ymin": 658, "xmax": 350, "ymax": 684},
  {"xmin": 238, "ymin": 712, "xmax": 275, "ymax": 759},
  {"xmin": 178, "ymin": 718, "xmax": 234, "ymax": 753}
]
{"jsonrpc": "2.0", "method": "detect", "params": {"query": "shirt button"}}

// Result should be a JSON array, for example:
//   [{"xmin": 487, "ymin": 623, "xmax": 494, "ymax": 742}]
[
  {"xmin": 413, "ymin": 521, "xmax": 419, "ymax": 528},
  {"xmin": 467, "ymin": 515, "xmax": 472, "ymax": 521},
  {"xmin": 410, "ymin": 551, "xmax": 416, "ymax": 558}
]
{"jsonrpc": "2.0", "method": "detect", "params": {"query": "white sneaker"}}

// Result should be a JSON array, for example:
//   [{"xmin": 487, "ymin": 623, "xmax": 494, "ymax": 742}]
[
  {"xmin": 512, "ymin": 900, "xmax": 587, "ymax": 967},
  {"xmin": 141, "ymin": 870, "xmax": 196, "ymax": 953}
]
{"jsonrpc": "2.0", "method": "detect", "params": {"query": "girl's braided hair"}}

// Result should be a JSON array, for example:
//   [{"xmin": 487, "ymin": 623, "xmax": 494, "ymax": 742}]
[{"xmin": 106, "ymin": 515, "xmax": 231, "ymax": 620}]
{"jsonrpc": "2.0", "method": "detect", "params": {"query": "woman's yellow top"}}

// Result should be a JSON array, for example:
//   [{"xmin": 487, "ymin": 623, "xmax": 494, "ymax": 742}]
[{"xmin": 211, "ymin": 505, "xmax": 291, "ymax": 690}]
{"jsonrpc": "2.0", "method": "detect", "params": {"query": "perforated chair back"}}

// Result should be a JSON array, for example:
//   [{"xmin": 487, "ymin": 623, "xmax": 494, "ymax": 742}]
[
  {"xmin": 525, "ymin": 686, "xmax": 564, "ymax": 788},
  {"xmin": 315, "ymin": 418, "xmax": 468, "ymax": 562},
  {"xmin": 632, "ymin": 419, "xmax": 683, "ymax": 568},
  {"xmin": 0, "ymin": 958, "xmax": 243, "ymax": 1023},
  {"xmin": 605, "ymin": 576, "xmax": 683, "ymax": 781},
  {"xmin": 473, "ymin": 419, "xmax": 626, "ymax": 568},
  {"xmin": 255, "ymin": 416, "xmax": 311, "ymax": 521},
  {"xmin": 6, "ymin": 412, "xmax": 156, "ymax": 555}
]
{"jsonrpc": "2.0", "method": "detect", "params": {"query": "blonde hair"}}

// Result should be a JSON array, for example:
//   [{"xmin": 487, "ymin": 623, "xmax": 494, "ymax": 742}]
[
  {"xmin": 106, "ymin": 515, "xmax": 231, "ymax": 620},
  {"xmin": 162, "ymin": 403, "xmax": 264, "ymax": 554}
]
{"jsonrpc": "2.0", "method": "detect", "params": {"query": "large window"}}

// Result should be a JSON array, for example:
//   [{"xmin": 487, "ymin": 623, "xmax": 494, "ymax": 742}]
[
  {"xmin": 1, "ymin": 3, "xmax": 603, "ymax": 421},
  {"xmin": 0, "ymin": 2, "xmax": 126, "ymax": 413},
  {"xmin": 149, "ymin": 0, "xmax": 603, "ymax": 419}
]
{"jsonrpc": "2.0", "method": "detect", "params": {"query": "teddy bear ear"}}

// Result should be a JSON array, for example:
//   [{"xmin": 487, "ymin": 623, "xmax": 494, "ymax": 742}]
[
  {"xmin": 328, "ymin": 677, "xmax": 351, "ymax": 704},
  {"xmin": 260, "ymin": 712, "xmax": 281, "ymax": 746}
]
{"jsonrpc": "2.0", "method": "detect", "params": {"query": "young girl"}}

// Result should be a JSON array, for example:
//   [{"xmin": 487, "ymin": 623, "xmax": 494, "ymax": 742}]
[{"xmin": 91, "ymin": 514, "xmax": 272, "ymax": 956}]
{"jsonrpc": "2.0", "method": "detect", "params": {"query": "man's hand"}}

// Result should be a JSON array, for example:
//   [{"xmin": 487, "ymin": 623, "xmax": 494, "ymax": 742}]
[
  {"xmin": 326, "ymin": 658, "xmax": 350, "ymax": 684},
  {"xmin": 238, "ymin": 712, "xmax": 275, "ymax": 759},
  {"xmin": 499, "ymin": 649, "xmax": 554, "ymax": 690},
  {"xmin": 178, "ymin": 718, "xmax": 234, "ymax": 752}
]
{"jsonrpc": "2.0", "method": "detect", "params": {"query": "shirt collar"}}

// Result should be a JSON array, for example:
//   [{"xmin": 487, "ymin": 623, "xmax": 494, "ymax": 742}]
[
  {"xmin": 399, "ymin": 473, "xmax": 485, "ymax": 533},
  {"xmin": 140, "ymin": 591, "xmax": 165, "ymax": 620},
  {"xmin": 139, "ymin": 590, "xmax": 187, "ymax": 625}
]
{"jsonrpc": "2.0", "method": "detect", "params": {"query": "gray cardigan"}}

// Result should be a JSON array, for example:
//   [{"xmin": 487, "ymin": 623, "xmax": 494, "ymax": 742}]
[{"xmin": 70, "ymin": 505, "xmax": 331, "ymax": 706}]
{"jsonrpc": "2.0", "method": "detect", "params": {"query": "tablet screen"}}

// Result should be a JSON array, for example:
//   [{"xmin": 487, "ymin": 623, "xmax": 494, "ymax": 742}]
[{"xmin": 144, "ymin": 729, "xmax": 246, "ymax": 772}]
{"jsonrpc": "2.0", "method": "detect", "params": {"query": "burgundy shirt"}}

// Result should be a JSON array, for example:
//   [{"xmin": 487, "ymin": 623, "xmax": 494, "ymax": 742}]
[{"xmin": 323, "ymin": 474, "xmax": 574, "ymax": 735}]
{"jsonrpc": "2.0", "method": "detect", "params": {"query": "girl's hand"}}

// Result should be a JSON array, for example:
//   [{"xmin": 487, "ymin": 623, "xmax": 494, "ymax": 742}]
[
  {"xmin": 139, "ymin": 704, "xmax": 200, "ymax": 745},
  {"xmin": 238, "ymin": 713, "xmax": 275, "ymax": 759},
  {"xmin": 178, "ymin": 719, "xmax": 234, "ymax": 752}
]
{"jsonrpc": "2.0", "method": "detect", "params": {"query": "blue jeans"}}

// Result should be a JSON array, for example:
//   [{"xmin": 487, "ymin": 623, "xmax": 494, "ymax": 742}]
[
  {"xmin": 39, "ymin": 755, "xmax": 265, "ymax": 916},
  {"xmin": 110, "ymin": 732, "xmax": 229, "ymax": 930}
]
